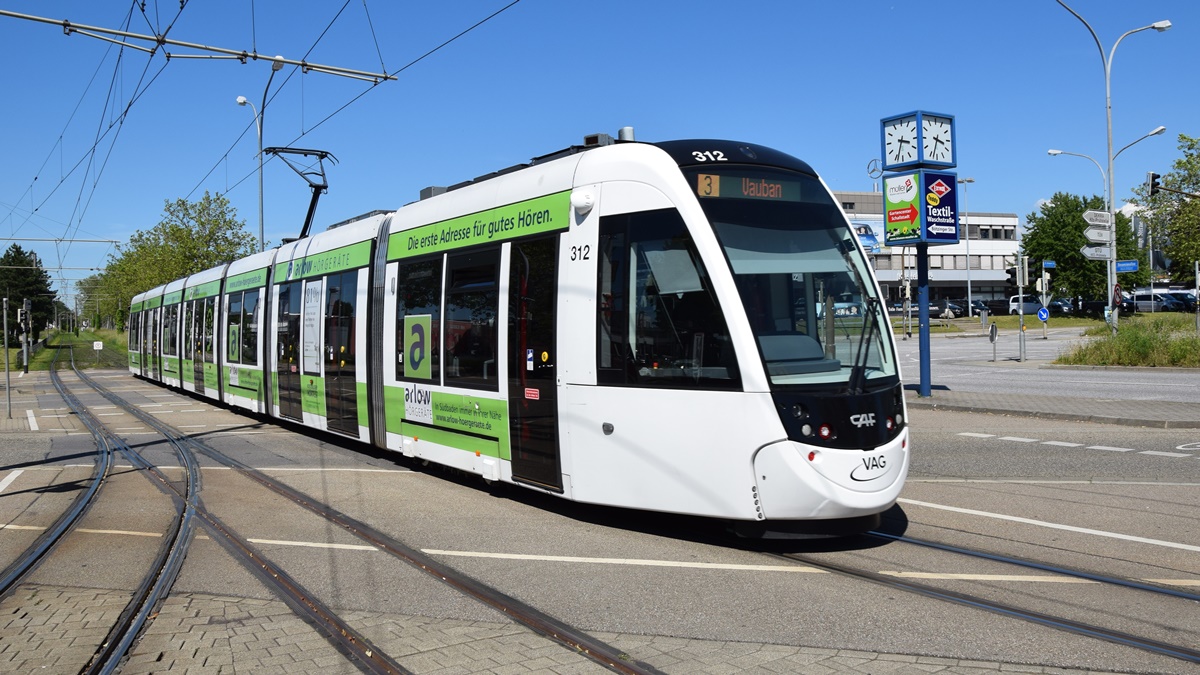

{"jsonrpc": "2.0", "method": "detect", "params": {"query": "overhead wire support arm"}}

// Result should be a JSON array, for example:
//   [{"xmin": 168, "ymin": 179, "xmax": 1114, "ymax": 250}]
[{"xmin": 0, "ymin": 9, "xmax": 397, "ymax": 83}]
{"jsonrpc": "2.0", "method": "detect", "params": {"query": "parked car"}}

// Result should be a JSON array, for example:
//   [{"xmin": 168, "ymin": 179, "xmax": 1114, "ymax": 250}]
[
  {"xmin": 1164, "ymin": 290, "xmax": 1197, "ymax": 311},
  {"xmin": 966, "ymin": 299, "xmax": 989, "ymax": 317},
  {"xmin": 931, "ymin": 299, "xmax": 965, "ymax": 318},
  {"xmin": 1130, "ymin": 292, "xmax": 1170, "ymax": 312},
  {"xmin": 1008, "ymin": 295, "xmax": 1043, "ymax": 315},
  {"xmin": 985, "ymin": 298, "xmax": 1010, "ymax": 316},
  {"xmin": 1047, "ymin": 298, "xmax": 1073, "ymax": 315}
]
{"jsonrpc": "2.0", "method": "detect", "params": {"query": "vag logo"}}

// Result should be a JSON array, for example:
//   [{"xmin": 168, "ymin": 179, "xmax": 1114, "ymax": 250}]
[{"xmin": 850, "ymin": 413, "xmax": 876, "ymax": 428}]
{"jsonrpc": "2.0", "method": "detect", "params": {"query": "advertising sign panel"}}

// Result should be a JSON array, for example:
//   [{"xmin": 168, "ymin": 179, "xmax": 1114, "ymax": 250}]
[{"xmin": 883, "ymin": 170, "xmax": 959, "ymax": 246}]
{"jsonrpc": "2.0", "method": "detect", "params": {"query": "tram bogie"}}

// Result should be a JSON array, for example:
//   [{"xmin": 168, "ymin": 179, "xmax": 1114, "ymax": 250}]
[{"xmin": 129, "ymin": 132, "xmax": 908, "ymax": 534}]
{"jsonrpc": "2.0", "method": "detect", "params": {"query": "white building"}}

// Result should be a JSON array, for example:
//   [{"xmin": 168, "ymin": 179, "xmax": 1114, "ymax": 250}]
[{"xmin": 834, "ymin": 190, "xmax": 1021, "ymax": 304}]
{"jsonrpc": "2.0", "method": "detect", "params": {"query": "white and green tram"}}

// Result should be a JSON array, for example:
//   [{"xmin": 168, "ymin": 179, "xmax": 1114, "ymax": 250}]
[{"xmin": 129, "ymin": 133, "xmax": 908, "ymax": 535}]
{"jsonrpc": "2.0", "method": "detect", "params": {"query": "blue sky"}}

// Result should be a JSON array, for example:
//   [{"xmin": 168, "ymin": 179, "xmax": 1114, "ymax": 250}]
[{"xmin": 1, "ymin": 1, "xmax": 1196, "ymax": 300}]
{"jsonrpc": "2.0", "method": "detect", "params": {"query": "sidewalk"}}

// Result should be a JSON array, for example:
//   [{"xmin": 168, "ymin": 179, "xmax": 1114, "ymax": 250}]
[
  {"xmin": 901, "ymin": 322, "xmax": 1200, "ymax": 428},
  {"xmin": 904, "ymin": 386, "xmax": 1200, "ymax": 428}
]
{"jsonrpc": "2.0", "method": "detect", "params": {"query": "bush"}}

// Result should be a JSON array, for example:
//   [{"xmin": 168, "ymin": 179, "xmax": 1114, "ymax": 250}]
[{"xmin": 1057, "ymin": 314, "xmax": 1200, "ymax": 367}]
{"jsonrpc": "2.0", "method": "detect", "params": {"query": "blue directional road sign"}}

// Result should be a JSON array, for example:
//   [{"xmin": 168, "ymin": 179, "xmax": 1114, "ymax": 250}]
[
  {"xmin": 1043, "ymin": 260, "xmax": 1056, "ymax": 269},
  {"xmin": 1037, "ymin": 307, "xmax": 1049, "ymax": 322},
  {"xmin": 1116, "ymin": 259, "xmax": 1139, "ymax": 273}
]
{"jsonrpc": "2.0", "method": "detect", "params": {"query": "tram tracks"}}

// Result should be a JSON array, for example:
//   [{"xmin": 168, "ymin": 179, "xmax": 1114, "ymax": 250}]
[
  {"xmin": 1, "ymin": 343, "xmax": 198, "ymax": 674},
  {"xmin": 769, "ymin": 530, "xmax": 1200, "ymax": 666},
  {"xmin": 30, "ymin": 348, "xmax": 661, "ymax": 674}
]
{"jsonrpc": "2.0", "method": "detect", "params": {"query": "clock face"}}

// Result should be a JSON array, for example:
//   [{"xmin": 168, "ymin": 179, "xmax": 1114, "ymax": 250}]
[
  {"xmin": 921, "ymin": 115, "xmax": 954, "ymax": 163},
  {"xmin": 883, "ymin": 117, "xmax": 918, "ymax": 166}
]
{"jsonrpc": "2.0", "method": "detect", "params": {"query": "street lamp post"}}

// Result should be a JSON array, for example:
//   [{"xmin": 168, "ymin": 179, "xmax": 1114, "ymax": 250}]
[
  {"xmin": 957, "ymin": 177, "xmax": 974, "ymax": 316},
  {"xmin": 1056, "ymin": 1, "xmax": 1170, "ymax": 332},
  {"xmin": 237, "ymin": 55, "xmax": 285, "ymax": 253},
  {"xmin": 1048, "ymin": 123, "xmax": 1165, "ymax": 301}
]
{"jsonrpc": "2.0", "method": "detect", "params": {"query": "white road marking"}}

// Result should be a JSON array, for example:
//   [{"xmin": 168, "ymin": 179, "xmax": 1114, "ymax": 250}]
[
  {"xmin": 0, "ymin": 470, "xmax": 24, "ymax": 493},
  {"xmin": 1088, "ymin": 445, "xmax": 1135, "ymax": 452},
  {"xmin": 899, "ymin": 498, "xmax": 1200, "ymax": 553},
  {"xmin": 423, "ymin": 549, "xmax": 826, "ymax": 572},
  {"xmin": 1144, "ymin": 579, "xmax": 1200, "ymax": 587},
  {"xmin": 249, "ymin": 538, "xmax": 376, "ymax": 551},
  {"xmin": 1138, "ymin": 450, "xmax": 1192, "ymax": 458},
  {"xmin": 26, "ymin": 410, "xmax": 38, "ymax": 431},
  {"xmin": 78, "ymin": 528, "xmax": 161, "ymax": 537},
  {"xmin": 957, "ymin": 433, "xmax": 995, "ymax": 438},
  {"xmin": 880, "ymin": 571, "xmax": 1094, "ymax": 583},
  {"xmin": 1040, "ymin": 441, "xmax": 1083, "ymax": 447},
  {"xmin": 998, "ymin": 436, "xmax": 1039, "ymax": 443}
]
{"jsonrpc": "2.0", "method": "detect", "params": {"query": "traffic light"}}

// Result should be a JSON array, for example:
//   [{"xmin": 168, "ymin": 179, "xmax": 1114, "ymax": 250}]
[
  {"xmin": 1147, "ymin": 172, "xmax": 1161, "ymax": 197},
  {"xmin": 1005, "ymin": 266, "xmax": 1018, "ymax": 289},
  {"xmin": 1019, "ymin": 255, "xmax": 1029, "ymax": 287},
  {"xmin": 16, "ymin": 308, "xmax": 26, "ymax": 334}
]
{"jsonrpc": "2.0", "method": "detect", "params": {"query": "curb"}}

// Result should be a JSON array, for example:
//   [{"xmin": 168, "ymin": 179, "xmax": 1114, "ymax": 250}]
[{"xmin": 904, "ymin": 399, "xmax": 1200, "ymax": 429}]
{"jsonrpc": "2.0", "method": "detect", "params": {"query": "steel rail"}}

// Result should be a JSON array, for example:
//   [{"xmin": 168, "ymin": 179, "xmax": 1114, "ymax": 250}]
[
  {"xmin": 42, "ymin": 341, "xmax": 198, "ymax": 675},
  {"xmin": 772, "ymin": 552, "xmax": 1200, "ymax": 665},
  {"xmin": 72, "ymin": 370, "xmax": 410, "ymax": 675},
  {"xmin": 0, "ymin": 344, "xmax": 114, "ymax": 598},
  {"xmin": 868, "ymin": 531, "xmax": 1200, "ymax": 602},
  {"xmin": 85, "ymin": 374, "xmax": 660, "ymax": 675},
  {"xmin": 184, "ymin": 437, "xmax": 662, "ymax": 675}
]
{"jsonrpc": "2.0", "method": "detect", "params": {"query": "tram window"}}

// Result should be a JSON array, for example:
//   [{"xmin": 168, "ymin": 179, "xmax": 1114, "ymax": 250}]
[
  {"xmin": 242, "ymin": 290, "xmax": 259, "ymax": 366},
  {"xmin": 227, "ymin": 294, "xmax": 243, "ymax": 363},
  {"xmin": 182, "ymin": 303, "xmax": 194, "ymax": 361},
  {"xmin": 395, "ymin": 259, "xmax": 442, "ymax": 383},
  {"xmin": 130, "ymin": 314, "xmax": 140, "ymax": 350},
  {"xmin": 225, "ymin": 290, "xmax": 259, "ymax": 365},
  {"xmin": 444, "ymin": 249, "xmax": 499, "ymax": 391},
  {"xmin": 596, "ymin": 208, "xmax": 739, "ymax": 390},
  {"xmin": 202, "ymin": 297, "xmax": 216, "ymax": 363},
  {"xmin": 162, "ymin": 305, "xmax": 178, "ymax": 357}
]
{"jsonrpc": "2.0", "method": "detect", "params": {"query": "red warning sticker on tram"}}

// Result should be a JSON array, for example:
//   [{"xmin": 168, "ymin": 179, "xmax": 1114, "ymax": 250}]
[{"xmin": 525, "ymin": 388, "xmax": 540, "ymax": 400}]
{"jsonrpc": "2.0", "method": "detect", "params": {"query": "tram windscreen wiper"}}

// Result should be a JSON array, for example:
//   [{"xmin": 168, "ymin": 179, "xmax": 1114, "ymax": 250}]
[{"xmin": 848, "ymin": 296, "xmax": 879, "ymax": 395}]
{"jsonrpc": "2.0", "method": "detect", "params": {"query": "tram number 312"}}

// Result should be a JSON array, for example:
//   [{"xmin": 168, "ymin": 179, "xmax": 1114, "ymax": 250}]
[{"xmin": 569, "ymin": 245, "xmax": 590, "ymax": 261}]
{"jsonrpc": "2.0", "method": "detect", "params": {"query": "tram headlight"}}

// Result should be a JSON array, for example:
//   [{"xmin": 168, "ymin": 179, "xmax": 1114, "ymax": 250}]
[
  {"xmin": 800, "ymin": 423, "xmax": 812, "ymax": 437},
  {"xmin": 885, "ymin": 417, "xmax": 894, "ymax": 432},
  {"xmin": 817, "ymin": 424, "xmax": 834, "ymax": 440},
  {"xmin": 790, "ymin": 403, "xmax": 807, "ymax": 419}
]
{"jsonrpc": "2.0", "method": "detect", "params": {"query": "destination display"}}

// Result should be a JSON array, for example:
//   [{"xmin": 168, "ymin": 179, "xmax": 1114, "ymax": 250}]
[{"xmin": 695, "ymin": 171, "xmax": 804, "ymax": 202}]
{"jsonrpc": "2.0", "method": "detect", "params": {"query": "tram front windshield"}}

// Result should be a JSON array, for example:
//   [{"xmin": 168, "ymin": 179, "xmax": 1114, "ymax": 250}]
[{"xmin": 686, "ymin": 166, "xmax": 897, "ymax": 389}]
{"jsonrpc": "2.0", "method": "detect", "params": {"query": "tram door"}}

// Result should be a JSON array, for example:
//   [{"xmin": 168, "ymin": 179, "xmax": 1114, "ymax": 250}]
[
  {"xmin": 324, "ymin": 271, "xmax": 358, "ymax": 435},
  {"xmin": 182, "ymin": 302, "xmax": 194, "ymax": 388},
  {"xmin": 276, "ymin": 282, "xmax": 302, "ymax": 420},
  {"xmin": 192, "ymin": 300, "xmax": 206, "ymax": 389},
  {"xmin": 139, "ymin": 311, "xmax": 150, "ymax": 377},
  {"xmin": 147, "ymin": 308, "xmax": 160, "ymax": 379},
  {"xmin": 507, "ymin": 236, "xmax": 562, "ymax": 491}
]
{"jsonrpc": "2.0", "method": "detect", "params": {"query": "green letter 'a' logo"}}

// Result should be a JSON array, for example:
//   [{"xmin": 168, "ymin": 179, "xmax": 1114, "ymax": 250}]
[{"xmin": 405, "ymin": 315, "xmax": 431, "ymax": 380}]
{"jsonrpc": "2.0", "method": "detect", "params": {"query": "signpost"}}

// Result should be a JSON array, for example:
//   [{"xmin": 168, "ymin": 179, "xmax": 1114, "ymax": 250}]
[
  {"xmin": 1083, "ymin": 226, "xmax": 1112, "ymax": 244},
  {"xmin": 1081, "ymin": 245, "xmax": 1111, "ymax": 261},
  {"xmin": 1082, "ymin": 209, "xmax": 1112, "ymax": 226},
  {"xmin": 989, "ymin": 322, "xmax": 998, "ymax": 363},
  {"xmin": 1116, "ymin": 259, "xmax": 1139, "ymax": 273}
]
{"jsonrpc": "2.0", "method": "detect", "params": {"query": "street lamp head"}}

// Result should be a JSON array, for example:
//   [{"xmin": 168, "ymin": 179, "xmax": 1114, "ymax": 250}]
[
  {"xmin": 1047, "ymin": 149, "xmax": 1062, "ymax": 156},
  {"xmin": 236, "ymin": 95, "xmax": 249, "ymax": 106},
  {"xmin": 272, "ymin": 55, "xmax": 285, "ymax": 72},
  {"xmin": 1149, "ymin": 125, "xmax": 1167, "ymax": 136},
  {"xmin": 957, "ymin": 177, "xmax": 975, "ymax": 184},
  {"xmin": 1151, "ymin": 20, "xmax": 1171, "ymax": 32}
]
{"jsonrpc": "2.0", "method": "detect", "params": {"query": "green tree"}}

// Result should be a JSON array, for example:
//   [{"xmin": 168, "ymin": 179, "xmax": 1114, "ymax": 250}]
[
  {"xmin": 93, "ymin": 192, "xmax": 258, "ymax": 328},
  {"xmin": 0, "ymin": 244, "xmax": 57, "ymax": 342},
  {"xmin": 1022, "ymin": 192, "xmax": 1146, "ymax": 301},
  {"xmin": 1130, "ymin": 133, "xmax": 1200, "ymax": 287}
]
